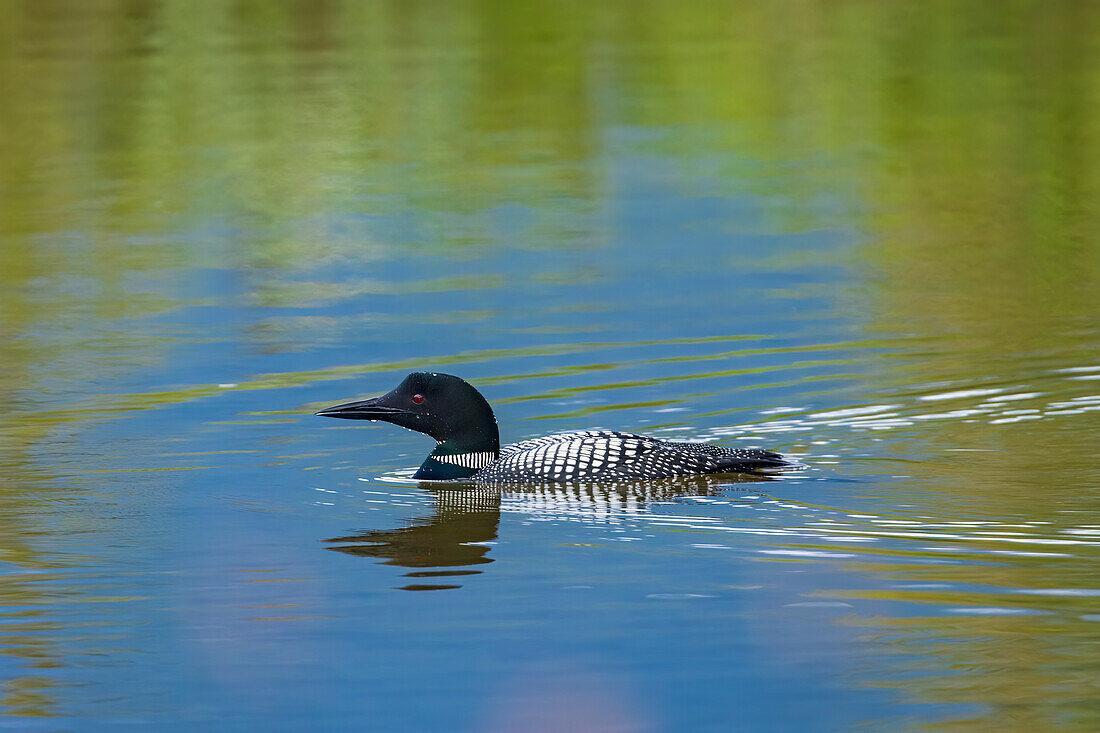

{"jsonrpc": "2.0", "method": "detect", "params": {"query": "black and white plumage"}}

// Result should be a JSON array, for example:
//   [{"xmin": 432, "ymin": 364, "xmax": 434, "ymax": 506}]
[
  {"xmin": 317, "ymin": 372, "xmax": 801, "ymax": 483},
  {"xmin": 476, "ymin": 430, "xmax": 789, "ymax": 483}
]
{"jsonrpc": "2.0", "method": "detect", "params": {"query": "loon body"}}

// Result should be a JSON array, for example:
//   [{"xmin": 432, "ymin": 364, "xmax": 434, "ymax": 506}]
[{"xmin": 316, "ymin": 372, "xmax": 800, "ymax": 483}]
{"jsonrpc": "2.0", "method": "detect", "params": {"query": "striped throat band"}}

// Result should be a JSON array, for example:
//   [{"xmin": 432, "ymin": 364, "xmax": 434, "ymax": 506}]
[{"xmin": 432, "ymin": 451, "xmax": 497, "ymax": 469}]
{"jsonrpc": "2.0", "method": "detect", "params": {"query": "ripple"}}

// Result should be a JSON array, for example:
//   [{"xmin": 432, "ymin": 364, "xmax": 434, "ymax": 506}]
[
  {"xmin": 945, "ymin": 607, "xmax": 1047, "ymax": 616},
  {"xmin": 759, "ymin": 549, "xmax": 856, "ymax": 558},
  {"xmin": 646, "ymin": 593, "xmax": 716, "ymax": 600},
  {"xmin": 919, "ymin": 388, "xmax": 1004, "ymax": 402}
]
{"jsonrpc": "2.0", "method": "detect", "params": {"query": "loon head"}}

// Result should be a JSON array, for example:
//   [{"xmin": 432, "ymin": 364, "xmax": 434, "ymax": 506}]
[{"xmin": 316, "ymin": 372, "xmax": 500, "ymax": 468}]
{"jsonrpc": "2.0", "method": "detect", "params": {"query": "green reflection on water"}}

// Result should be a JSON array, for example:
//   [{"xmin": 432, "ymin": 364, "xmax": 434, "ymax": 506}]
[{"xmin": 1, "ymin": 0, "xmax": 1098, "ymax": 729}]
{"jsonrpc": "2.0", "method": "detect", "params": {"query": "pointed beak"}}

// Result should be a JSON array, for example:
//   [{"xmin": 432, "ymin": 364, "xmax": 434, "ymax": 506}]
[{"xmin": 315, "ymin": 396, "xmax": 411, "ymax": 421}]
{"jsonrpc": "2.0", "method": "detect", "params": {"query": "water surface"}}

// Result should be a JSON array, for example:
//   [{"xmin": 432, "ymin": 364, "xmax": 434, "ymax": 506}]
[{"xmin": 2, "ymin": 2, "xmax": 1099, "ymax": 731}]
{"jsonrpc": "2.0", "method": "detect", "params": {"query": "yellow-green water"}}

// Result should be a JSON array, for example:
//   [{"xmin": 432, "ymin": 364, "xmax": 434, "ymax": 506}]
[{"xmin": 1, "ymin": 2, "xmax": 1099, "ymax": 730}]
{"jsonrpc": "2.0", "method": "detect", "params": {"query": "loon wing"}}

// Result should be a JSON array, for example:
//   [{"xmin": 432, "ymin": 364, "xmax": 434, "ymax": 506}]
[
  {"xmin": 496, "ymin": 430, "xmax": 654, "ymax": 455},
  {"xmin": 484, "ymin": 431, "xmax": 661, "ymax": 482},
  {"xmin": 480, "ymin": 430, "xmax": 797, "ymax": 483}
]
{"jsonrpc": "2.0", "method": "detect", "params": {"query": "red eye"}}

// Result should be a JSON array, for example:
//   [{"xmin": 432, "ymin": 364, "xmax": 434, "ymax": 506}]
[{"xmin": 412, "ymin": 394, "xmax": 424, "ymax": 404}]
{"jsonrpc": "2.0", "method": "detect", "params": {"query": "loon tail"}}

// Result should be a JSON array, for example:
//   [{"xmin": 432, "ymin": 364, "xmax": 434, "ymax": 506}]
[{"xmin": 716, "ymin": 450, "xmax": 805, "ymax": 475}]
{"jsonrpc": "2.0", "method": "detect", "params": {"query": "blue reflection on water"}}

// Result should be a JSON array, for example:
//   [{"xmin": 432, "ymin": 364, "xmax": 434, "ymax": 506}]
[{"xmin": 9, "ymin": 138, "xmax": 1100, "ymax": 732}]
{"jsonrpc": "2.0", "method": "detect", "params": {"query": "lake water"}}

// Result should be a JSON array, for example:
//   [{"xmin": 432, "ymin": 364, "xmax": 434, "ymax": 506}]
[{"xmin": 2, "ymin": 2, "xmax": 1099, "ymax": 731}]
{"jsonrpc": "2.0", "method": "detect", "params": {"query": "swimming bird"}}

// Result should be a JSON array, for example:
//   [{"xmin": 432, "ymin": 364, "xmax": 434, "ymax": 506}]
[{"xmin": 316, "ymin": 372, "xmax": 800, "ymax": 483}]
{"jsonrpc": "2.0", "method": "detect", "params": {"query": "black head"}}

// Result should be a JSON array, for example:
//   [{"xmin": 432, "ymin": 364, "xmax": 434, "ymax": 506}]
[{"xmin": 315, "ymin": 372, "xmax": 499, "ymax": 452}]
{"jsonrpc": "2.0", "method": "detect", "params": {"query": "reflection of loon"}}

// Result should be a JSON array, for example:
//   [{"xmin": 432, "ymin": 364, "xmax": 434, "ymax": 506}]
[
  {"xmin": 326, "ymin": 475, "xmax": 772, "ymax": 590},
  {"xmin": 316, "ymin": 372, "xmax": 801, "ymax": 482},
  {"xmin": 326, "ymin": 487, "xmax": 501, "ymax": 590}
]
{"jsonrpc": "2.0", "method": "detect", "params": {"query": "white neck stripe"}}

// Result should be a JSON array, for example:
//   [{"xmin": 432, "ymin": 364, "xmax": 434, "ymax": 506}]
[{"xmin": 434, "ymin": 451, "xmax": 496, "ymax": 469}]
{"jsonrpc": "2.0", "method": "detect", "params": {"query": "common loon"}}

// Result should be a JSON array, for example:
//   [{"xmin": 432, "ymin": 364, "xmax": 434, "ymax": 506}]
[{"xmin": 316, "ymin": 372, "xmax": 801, "ymax": 483}]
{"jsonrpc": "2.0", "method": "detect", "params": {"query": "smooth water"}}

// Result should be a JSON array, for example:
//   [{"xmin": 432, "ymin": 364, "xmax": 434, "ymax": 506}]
[{"xmin": 2, "ymin": 2, "xmax": 1099, "ymax": 731}]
